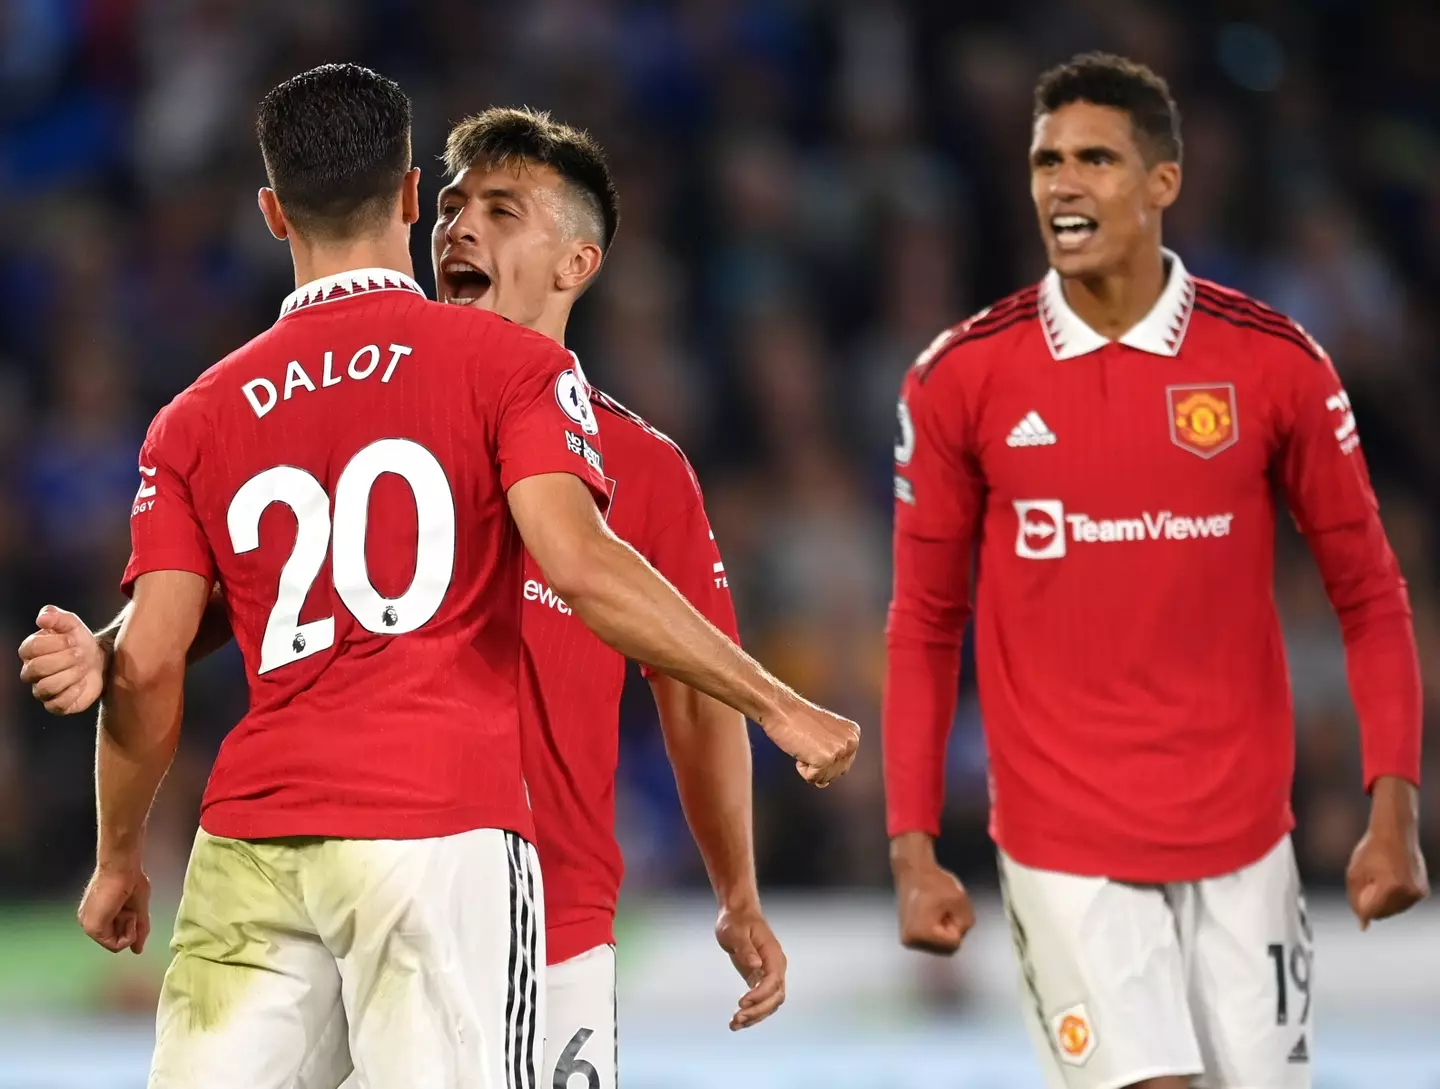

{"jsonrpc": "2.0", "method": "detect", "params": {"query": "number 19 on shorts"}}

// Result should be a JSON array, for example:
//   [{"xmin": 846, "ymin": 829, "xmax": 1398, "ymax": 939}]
[{"xmin": 227, "ymin": 438, "xmax": 457, "ymax": 673}]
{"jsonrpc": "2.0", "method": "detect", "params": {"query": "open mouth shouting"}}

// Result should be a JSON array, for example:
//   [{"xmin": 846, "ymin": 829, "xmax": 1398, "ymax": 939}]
[
  {"xmin": 439, "ymin": 259, "xmax": 493, "ymax": 305},
  {"xmin": 1050, "ymin": 213, "xmax": 1099, "ymax": 252}
]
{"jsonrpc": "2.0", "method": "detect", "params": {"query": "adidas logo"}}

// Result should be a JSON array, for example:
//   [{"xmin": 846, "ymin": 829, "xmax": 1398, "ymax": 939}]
[
  {"xmin": 1287, "ymin": 1036, "xmax": 1309, "ymax": 1064},
  {"xmin": 1006, "ymin": 411, "xmax": 1057, "ymax": 447}
]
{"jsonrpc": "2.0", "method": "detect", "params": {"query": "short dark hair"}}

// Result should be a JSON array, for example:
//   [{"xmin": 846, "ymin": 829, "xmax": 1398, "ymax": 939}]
[
  {"xmin": 256, "ymin": 63, "xmax": 413, "ymax": 239},
  {"xmin": 1034, "ymin": 52, "xmax": 1182, "ymax": 165},
  {"xmin": 443, "ymin": 107, "xmax": 620, "ymax": 249}
]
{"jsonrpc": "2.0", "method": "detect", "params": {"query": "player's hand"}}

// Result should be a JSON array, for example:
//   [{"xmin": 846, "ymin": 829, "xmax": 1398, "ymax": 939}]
[
  {"xmin": 78, "ymin": 858, "xmax": 152, "ymax": 955},
  {"xmin": 18, "ymin": 606, "xmax": 104, "ymax": 716},
  {"xmin": 1347, "ymin": 776, "xmax": 1428, "ymax": 930},
  {"xmin": 715, "ymin": 902, "xmax": 787, "ymax": 1031},
  {"xmin": 891, "ymin": 833, "xmax": 974, "ymax": 956},
  {"xmin": 762, "ymin": 696, "xmax": 859, "ymax": 787}
]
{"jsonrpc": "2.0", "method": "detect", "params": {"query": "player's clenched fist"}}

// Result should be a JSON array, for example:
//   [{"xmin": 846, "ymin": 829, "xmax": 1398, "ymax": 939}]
[
  {"xmin": 891, "ymin": 832, "xmax": 974, "ymax": 956},
  {"xmin": 18, "ymin": 606, "xmax": 105, "ymax": 716},
  {"xmin": 1346, "ymin": 776, "xmax": 1429, "ymax": 930},
  {"xmin": 79, "ymin": 860, "xmax": 151, "ymax": 955},
  {"xmin": 761, "ymin": 696, "xmax": 859, "ymax": 787}
]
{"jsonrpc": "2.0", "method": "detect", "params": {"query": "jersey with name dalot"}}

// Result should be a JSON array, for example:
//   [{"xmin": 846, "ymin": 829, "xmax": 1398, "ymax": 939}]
[{"xmin": 122, "ymin": 269, "xmax": 611, "ymax": 843}]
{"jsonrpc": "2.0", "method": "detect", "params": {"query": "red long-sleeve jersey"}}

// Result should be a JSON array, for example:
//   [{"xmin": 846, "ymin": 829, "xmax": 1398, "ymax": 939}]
[{"xmin": 883, "ymin": 252, "xmax": 1422, "ymax": 882}]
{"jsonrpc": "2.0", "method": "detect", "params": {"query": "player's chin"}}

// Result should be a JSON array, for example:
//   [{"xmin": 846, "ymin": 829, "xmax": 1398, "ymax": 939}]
[{"xmin": 1046, "ymin": 241, "xmax": 1110, "ymax": 279}]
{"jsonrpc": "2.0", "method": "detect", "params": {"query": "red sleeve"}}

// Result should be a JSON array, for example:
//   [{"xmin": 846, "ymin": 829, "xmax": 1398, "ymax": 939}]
[
  {"xmin": 121, "ymin": 400, "xmax": 216, "ymax": 597},
  {"xmin": 883, "ymin": 351, "xmax": 984, "ymax": 838},
  {"xmin": 1274, "ymin": 339, "xmax": 1422, "ymax": 789},
  {"xmin": 497, "ymin": 341, "xmax": 611, "ymax": 510},
  {"xmin": 636, "ymin": 453, "xmax": 739, "ymax": 678}
]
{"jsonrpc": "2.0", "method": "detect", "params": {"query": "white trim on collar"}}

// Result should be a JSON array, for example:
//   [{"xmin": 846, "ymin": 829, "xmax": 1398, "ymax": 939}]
[
  {"xmin": 279, "ymin": 268, "xmax": 426, "ymax": 319},
  {"xmin": 1038, "ymin": 249, "xmax": 1196, "ymax": 360},
  {"xmin": 568, "ymin": 350, "xmax": 591, "ymax": 391}
]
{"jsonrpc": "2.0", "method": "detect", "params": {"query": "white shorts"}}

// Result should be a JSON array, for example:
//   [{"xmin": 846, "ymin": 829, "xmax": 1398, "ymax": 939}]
[
  {"xmin": 545, "ymin": 944, "xmax": 617, "ymax": 1089},
  {"xmin": 149, "ymin": 826, "xmax": 545, "ymax": 1089},
  {"xmin": 999, "ymin": 836, "xmax": 1312, "ymax": 1089}
]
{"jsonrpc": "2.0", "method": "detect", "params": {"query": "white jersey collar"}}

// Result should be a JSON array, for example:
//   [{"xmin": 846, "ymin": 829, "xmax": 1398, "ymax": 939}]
[
  {"xmin": 568, "ymin": 350, "xmax": 591, "ymax": 390},
  {"xmin": 279, "ymin": 268, "xmax": 426, "ymax": 319},
  {"xmin": 1039, "ymin": 249, "xmax": 1196, "ymax": 360}
]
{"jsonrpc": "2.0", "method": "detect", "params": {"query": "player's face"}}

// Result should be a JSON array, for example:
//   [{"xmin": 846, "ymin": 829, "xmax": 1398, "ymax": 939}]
[
  {"xmin": 1029, "ymin": 102, "xmax": 1180, "ymax": 279},
  {"xmin": 432, "ymin": 160, "xmax": 583, "ymax": 329}
]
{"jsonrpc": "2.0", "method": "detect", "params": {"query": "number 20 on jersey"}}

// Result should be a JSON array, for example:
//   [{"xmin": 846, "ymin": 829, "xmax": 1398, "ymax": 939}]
[{"xmin": 227, "ymin": 438, "xmax": 456, "ymax": 674}]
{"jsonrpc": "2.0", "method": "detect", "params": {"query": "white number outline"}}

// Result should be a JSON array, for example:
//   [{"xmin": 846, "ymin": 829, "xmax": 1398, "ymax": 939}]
[{"xmin": 226, "ymin": 438, "xmax": 456, "ymax": 674}]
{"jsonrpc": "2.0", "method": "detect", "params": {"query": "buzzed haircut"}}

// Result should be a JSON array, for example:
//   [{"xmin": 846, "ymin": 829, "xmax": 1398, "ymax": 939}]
[
  {"xmin": 257, "ymin": 63, "xmax": 413, "ymax": 240},
  {"xmin": 443, "ymin": 107, "xmax": 620, "ymax": 249},
  {"xmin": 1034, "ymin": 52, "xmax": 1183, "ymax": 166}
]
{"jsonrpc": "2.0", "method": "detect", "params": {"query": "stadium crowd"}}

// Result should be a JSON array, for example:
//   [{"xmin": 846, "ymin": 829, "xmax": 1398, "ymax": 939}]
[{"xmin": 2, "ymin": 0, "xmax": 1436, "ymax": 904}]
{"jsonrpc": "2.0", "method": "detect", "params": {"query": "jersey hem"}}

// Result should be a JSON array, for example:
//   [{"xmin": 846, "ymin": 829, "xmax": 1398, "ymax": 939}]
[
  {"xmin": 200, "ymin": 806, "xmax": 535, "ymax": 845},
  {"xmin": 547, "ymin": 915, "xmax": 616, "ymax": 966},
  {"xmin": 993, "ymin": 813, "xmax": 1294, "ymax": 884}
]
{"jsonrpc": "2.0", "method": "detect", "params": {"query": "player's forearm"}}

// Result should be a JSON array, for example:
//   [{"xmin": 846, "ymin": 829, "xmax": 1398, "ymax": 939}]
[
  {"xmin": 882, "ymin": 632, "xmax": 961, "ymax": 838},
  {"xmin": 1311, "ymin": 525, "xmax": 1424, "ymax": 787},
  {"xmin": 651, "ymin": 675, "xmax": 760, "ymax": 910},
  {"xmin": 556, "ymin": 534, "xmax": 790, "ymax": 726},
  {"xmin": 95, "ymin": 653, "xmax": 184, "ymax": 862}
]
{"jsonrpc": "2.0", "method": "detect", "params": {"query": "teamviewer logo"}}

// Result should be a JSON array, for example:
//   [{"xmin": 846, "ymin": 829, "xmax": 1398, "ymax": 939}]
[{"xmin": 1014, "ymin": 499, "xmax": 1066, "ymax": 559}]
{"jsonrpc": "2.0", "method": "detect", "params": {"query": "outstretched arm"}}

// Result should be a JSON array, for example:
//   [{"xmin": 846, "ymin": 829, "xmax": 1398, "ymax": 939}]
[{"xmin": 508, "ymin": 472, "xmax": 857, "ymax": 784}]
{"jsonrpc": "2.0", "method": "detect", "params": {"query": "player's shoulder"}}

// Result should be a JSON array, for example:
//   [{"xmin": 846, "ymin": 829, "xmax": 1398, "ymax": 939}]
[
  {"xmin": 415, "ymin": 299, "xmax": 571, "ymax": 364},
  {"xmin": 148, "ymin": 338, "xmax": 253, "ymax": 437},
  {"xmin": 590, "ymin": 388, "xmax": 704, "ymax": 498},
  {"xmin": 907, "ymin": 284, "xmax": 1043, "ymax": 388},
  {"xmin": 1188, "ymin": 277, "xmax": 1329, "ymax": 366}
]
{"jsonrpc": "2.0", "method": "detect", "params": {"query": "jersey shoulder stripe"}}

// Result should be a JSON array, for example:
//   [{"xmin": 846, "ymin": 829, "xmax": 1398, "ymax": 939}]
[
  {"xmin": 1193, "ymin": 282, "xmax": 1326, "ymax": 362},
  {"xmin": 915, "ymin": 286, "xmax": 1040, "ymax": 383},
  {"xmin": 591, "ymin": 389, "xmax": 685, "ymax": 457},
  {"xmin": 590, "ymin": 388, "xmax": 703, "ymax": 489}
]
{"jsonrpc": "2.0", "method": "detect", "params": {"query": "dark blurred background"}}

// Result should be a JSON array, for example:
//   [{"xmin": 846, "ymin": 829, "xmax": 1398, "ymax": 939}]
[{"xmin": 2, "ymin": 0, "xmax": 1436, "ymax": 922}]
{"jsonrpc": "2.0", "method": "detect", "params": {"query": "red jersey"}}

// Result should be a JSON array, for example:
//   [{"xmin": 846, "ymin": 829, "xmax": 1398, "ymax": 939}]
[
  {"xmin": 520, "ymin": 383, "xmax": 737, "ymax": 964},
  {"xmin": 122, "ymin": 269, "xmax": 610, "ymax": 843},
  {"xmin": 883, "ymin": 252, "xmax": 1422, "ymax": 882}
]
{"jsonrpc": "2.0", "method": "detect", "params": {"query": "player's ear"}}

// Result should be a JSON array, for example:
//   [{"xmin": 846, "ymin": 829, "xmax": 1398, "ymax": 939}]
[
  {"xmin": 1149, "ymin": 160, "xmax": 1181, "ymax": 212},
  {"xmin": 400, "ymin": 167, "xmax": 422, "ymax": 227},
  {"xmin": 258, "ymin": 188, "xmax": 289, "ymax": 241},
  {"xmin": 555, "ymin": 240, "xmax": 604, "ymax": 295}
]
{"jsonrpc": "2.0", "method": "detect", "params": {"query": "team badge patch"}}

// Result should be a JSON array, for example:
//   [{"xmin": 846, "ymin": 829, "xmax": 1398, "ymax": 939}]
[
  {"xmin": 1051, "ymin": 1003, "xmax": 1097, "ymax": 1066},
  {"xmin": 1168, "ymin": 383, "xmax": 1237, "ymax": 458}
]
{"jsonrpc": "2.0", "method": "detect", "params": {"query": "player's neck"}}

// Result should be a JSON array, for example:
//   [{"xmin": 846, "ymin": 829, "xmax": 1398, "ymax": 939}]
[
  {"xmin": 528, "ymin": 300, "xmax": 572, "ymax": 347},
  {"xmin": 1060, "ymin": 245, "xmax": 1167, "ymax": 341},
  {"xmin": 288, "ymin": 235, "xmax": 416, "ymax": 292}
]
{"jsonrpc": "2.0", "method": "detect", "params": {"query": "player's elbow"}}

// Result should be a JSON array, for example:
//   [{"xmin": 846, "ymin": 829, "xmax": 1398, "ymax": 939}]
[{"xmin": 111, "ymin": 640, "xmax": 185, "ymax": 698}]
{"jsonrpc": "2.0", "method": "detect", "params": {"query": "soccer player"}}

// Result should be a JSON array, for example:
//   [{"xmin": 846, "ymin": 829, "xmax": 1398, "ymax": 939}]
[
  {"xmin": 30, "ymin": 64, "xmax": 856, "ymax": 1089},
  {"xmin": 19, "ymin": 105, "xmax": 816, "ymax": 1087},
  {"xmin": 882, "ymin": 53, "xmax": 1426, "ymax": 1089}
]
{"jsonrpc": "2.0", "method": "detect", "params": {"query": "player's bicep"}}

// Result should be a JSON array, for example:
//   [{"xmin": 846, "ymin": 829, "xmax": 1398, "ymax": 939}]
[
  {"xmin": 1276, "ymin": 349, "xmax": 1379, "ymax": 536},
  {"xmin": 506, "ymin": 471, "xmax": 613, "ymax": 597},
  {"xmin": 639, "ymin": 492, "xmax": 739, "ymax": 677},
  {"xmin": 893, "ymin": 372, "xmax": 983, "ymax": 542},
  {"xmin": 890, "ymin": 371, "xmax": 981, "ymax": 622},
  {"xmin": 116, "ymin": 570, "xmax": 212, "ymax": 685}
]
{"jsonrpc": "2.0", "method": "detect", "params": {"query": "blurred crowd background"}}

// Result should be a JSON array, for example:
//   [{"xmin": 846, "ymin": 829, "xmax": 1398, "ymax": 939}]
[{"xmin": 2, "ymin": 0, "xmax": 1436, "ymax": 922}]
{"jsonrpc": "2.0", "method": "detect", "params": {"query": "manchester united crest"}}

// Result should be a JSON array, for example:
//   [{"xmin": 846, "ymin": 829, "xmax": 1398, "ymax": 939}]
[
  {"xmin": 1051, "ymin": 1003, "xmax": 1097, "ymax": 1066},
  {"xmin": 1167, "ymin": 383, "xmax": 1237, "ymax": 458}
]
